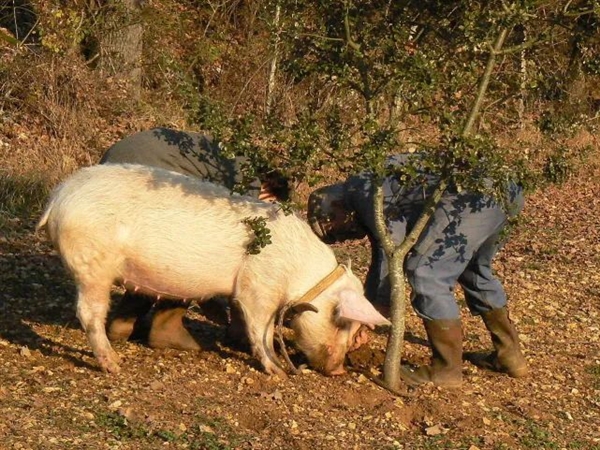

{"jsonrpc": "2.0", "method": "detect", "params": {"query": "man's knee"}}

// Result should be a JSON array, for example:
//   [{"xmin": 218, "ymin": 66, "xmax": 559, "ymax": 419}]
[
  {"xmin": 411, "ymin": 294, "xmax": 461, "ymax": 320},
  {"xmin": 406, "ymin": 254, "xmax": 461, "ymax": 320}
]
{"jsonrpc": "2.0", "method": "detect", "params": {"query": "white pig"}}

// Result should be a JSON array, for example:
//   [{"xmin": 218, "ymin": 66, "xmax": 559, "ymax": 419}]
[{"xmin": 37, "ymin": 164, "xmax": 389, "ymax": 376}]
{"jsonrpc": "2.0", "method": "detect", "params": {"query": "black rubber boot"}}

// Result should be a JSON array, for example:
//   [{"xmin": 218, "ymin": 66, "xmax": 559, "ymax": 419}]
[
  {"xmin": 401, "ymin": 319, "xmax": 463, "ymax": 388},
  {"xmin": 107, "ymin": 293, "xmax": 154, "ymax": 342},
  {"xmin": 224, "ymin": 299, "xmax": 250, "ymax": 351},
  {"xmin": 473, "ymin": 307, "xmax": 528, "ymax": 378}
]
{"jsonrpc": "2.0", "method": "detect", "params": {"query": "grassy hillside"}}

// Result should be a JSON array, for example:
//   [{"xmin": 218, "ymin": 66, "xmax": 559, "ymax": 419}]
[{"xmin": 1, "ymin": 2, "xmax": 599, "ymax": 448}]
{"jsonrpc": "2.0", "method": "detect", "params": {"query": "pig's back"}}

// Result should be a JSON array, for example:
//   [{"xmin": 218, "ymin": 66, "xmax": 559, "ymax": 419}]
[{"xmin": 45, "ymin": 164, "xmax": 275, "ymax": 298}]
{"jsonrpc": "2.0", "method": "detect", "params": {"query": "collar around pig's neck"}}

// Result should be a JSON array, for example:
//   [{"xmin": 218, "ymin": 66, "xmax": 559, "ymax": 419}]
[{"xmin": 295, "ymin": 264, "xmax": 346, "ymax": 305}]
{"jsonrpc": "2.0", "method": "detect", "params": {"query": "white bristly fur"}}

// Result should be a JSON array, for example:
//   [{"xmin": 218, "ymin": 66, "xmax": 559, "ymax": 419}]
[{"xmin": 37, "ymin": 163, "xmax": 386, "ymax": 376}]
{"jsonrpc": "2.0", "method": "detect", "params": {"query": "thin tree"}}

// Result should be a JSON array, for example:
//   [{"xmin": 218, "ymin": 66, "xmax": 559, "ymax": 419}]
[{"xmin": 379, "ymin": 28, "xmax": 509, "ymax": 390}]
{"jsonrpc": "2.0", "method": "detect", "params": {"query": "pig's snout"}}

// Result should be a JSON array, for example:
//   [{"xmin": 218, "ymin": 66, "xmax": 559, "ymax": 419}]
[
  {"xmin": 325, "ymin": 365, "xmax": 347, "ymax": 376},
  {"xmin": 321, "ymin": 344, "xmax": 349, "ymax": 376}
]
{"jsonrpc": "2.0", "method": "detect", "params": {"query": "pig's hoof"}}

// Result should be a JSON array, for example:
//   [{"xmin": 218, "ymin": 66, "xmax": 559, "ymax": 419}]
[
  {"xmin": 98, "ymin": 352, "xmax": 121, "ymax": 374},
  {"xmin": 100, "ymin": 360, "xmax": 121, "ymax": 374},
  {"xmin": 270, "ymin": 370, "xmax": 288, "ymax": 380},
  {"xmin": 264, "ymin": 363, "xmax": 288, "ymax": 379}
]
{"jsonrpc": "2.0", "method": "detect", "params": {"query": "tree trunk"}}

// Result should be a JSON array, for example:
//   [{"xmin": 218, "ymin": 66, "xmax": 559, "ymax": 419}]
[
  {"xmin": 517, "ymin": 27, "xmax": 527, "ymax": 128},
  {"xmin": 381, "ymin": 249, "xmax": 407, "ymax": 391},
  {"xmin": 98, "ymin": 0, "xmax": 144, "ymax": 100},
  {"xmin": 265, "ymin": 2, "xmax": 281, "ymax": 115},
  {"xmin": 381, "ymin": 181, "xmax": 445, "ymax": 389}
]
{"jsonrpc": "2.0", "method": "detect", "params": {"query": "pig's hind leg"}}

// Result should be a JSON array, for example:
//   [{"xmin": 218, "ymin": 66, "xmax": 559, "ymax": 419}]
[{"xmin": 76, "ymin": 281, "xmax": 121, "ymax": 373}]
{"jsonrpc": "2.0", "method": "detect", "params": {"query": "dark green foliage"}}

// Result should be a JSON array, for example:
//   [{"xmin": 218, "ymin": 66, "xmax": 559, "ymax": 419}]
[
  {"xmin": 192, "ymin": 0, "xmax": 599, "ymax": 198},
  {"xmin": 543, "ymin": 145, "xmax": 576, "ymax": 184},
  {"xmin": 242, "ymin": 216, "xmax": 272, "ymax": 255},
  {"xmin": 95, "ymin": 411, "xmax": 148, "ymax": 440}
]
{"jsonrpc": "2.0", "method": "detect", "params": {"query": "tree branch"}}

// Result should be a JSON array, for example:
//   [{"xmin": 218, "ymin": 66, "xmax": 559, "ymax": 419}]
[
  {"xmin": 463, "ymin": 28, "xmax": 509, "ymax": 136},
  {"xmin": 373, "ymin": 183, "xmax": 395, "ymax": 255},
  {"xmin": 343, "ymin": 1, "xmax": 361, "ymax": 53},
  {"xmin": 496, "ymin": 36, "xmax": 540, "ymax": 55}
]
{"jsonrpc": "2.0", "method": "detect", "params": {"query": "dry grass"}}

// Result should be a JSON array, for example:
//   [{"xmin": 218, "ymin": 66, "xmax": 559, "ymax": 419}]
[{"xmin": 0, "ymin": 46, "xmax": 190, "ymax": 217}]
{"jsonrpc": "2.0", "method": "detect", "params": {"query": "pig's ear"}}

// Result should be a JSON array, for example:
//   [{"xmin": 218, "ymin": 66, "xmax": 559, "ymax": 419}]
[
  {"xmin": 336, "ymin": 289, "xmax": 391, "ymax": 326},
  {"xmin": 346, "ymin": 259, "xmax": 352, "ymax": 270}
]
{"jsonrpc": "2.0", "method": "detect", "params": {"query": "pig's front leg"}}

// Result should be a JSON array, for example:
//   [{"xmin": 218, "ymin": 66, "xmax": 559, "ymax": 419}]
[{"xmin": 241, "ymin": 303, "xmax": 287, "ymax": 378}]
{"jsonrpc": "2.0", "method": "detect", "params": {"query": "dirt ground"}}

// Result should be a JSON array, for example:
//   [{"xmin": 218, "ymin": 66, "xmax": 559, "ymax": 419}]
[{"xmin": 1, "ymin": 170, "xmax": 599, "ymax": 450}]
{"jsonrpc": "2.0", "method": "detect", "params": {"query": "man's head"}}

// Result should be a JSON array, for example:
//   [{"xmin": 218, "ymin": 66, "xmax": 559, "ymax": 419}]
[
  {"xmin": 258, "ymin": 170, "xmax": 290, "ymax": 202},
  {"xmin": 307, "ymin": 183, "xmax": 367, "ymax": 244}
]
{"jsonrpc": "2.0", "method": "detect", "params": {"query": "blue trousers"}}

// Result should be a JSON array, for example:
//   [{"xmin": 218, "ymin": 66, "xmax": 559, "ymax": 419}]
[
  {"xmin": 365, "ymin": 191, "xmax": 522, "ymax": 321},
  {"xmin": 406, "ymin": 205, "xmax": 509, "ymax": 320}
]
